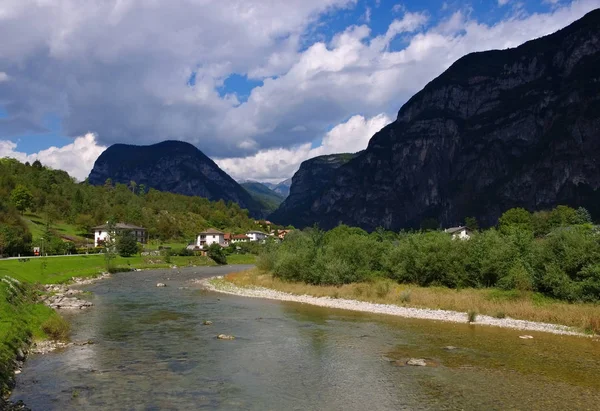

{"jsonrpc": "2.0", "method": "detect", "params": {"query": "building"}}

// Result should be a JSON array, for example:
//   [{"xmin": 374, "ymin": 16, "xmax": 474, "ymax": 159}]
[
  {"xmin": 246, "ymin": 230, "xmax": 268, "ymax": 242},
  {"xmin": 444, "ymin": 226, "xmax": 472, "ymax": 240},
  {"xmin": 197, "ymin": 228, "xmax": 225, "ymax": 248},
  {"xmin": 231, "ymin": 234, "xmax": 250, "ymax": 243},
  {"xmin": 223, "ymin": 233, "xmax": 232, "ymax": 246},
  {"xmin": 93, "ymin": 222, "xmax": 147, "ymax": 247}
]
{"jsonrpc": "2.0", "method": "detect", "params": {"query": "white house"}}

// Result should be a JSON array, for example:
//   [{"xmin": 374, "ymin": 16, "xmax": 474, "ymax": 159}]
[
  {"xmin": 231, "ymin": 234, "xmax": 250, "ymax": 243},
  {"xmin": 444, "ymin": 226, "xmax": 472, "ymax": 240},
  {"xmin": 197, "ymin": 228, "xmax": 225, "ymax": 248},
  {"xmin": 93, "ymin": 222, "xmax": 146, "ymax": 247},
  {"xmin": 246, "ymin": 230, "xmax": 268, "ymax": 242}
]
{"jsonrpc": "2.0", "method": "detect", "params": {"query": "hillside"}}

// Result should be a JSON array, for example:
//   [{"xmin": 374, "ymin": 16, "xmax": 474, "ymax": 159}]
[
  {"xmin": 241, "ymin": 182, "xmax": 285, "ymax": 214},
  {"xmin": 0, "ymin": 158, "xmax": 260, "ymax": 256},
  {"xmin": 273, "ymin": 9, "xmax": 600, "ymax": 230},
  {"xmin": 88, "ymin": 140, "xmax": 266, "ymax": 217}
]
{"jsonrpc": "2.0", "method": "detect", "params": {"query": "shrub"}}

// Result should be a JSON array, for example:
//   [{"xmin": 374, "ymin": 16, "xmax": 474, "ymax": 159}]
[
  {"xmin": 116, "ymin": 232, "xmax": 138, "ymax": 257},
  {"xmin": 374, "ymin": 280, "xmax": 391, "ymax": 298},
  {"xmin": 467, "ymin": 310, "xmax": 478, "ymax": 323},
  {"xmin": 207, "ymin": 243, "xmax": 227, "ymax": 265},
  {"xmin": 399, "ymin": 290, "xmax": 412, "ymax": 303},
  {"xmin": 495, "ymin": 311, "xmax": 506, "ymax": 319},
  {"xmin": 41, "ymin": 315, "xmax": 71, "ymax": 341},
  {"xmin": 585, "ymin": 317, "xmax": 600, "ymax": 335}
]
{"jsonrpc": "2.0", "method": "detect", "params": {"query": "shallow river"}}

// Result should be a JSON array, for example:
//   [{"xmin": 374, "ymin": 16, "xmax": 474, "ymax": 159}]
[{"xmin": 11, "ymin": 266, "xmax": 600, "ymax": 410}]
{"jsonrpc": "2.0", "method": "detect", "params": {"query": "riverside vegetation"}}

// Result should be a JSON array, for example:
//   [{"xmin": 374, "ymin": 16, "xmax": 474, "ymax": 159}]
[{"xmin": 250, "ymin": 206, "xmax": 600, "ymax": 334}]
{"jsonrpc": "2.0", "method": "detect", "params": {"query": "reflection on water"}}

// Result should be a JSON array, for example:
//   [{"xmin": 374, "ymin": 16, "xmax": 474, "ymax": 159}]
[{"xmin": 11, "ymin": 266, "xmax": 600, "ymax": 410}]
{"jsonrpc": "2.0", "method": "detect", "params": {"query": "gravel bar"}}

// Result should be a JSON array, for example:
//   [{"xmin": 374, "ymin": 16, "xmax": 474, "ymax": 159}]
[{"xmin": 200, "ymin": 276, "xmax": 587, "ymax": 337}]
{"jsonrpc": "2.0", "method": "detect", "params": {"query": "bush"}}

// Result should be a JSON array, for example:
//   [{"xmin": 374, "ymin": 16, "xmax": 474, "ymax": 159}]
[
  {"xmin": 41, "ymin": 315, "xmax": 70, "ymax": 341},
  {"xmin": 467, "ymin": 310, "xmax": 478, "ymax": 323},
  {"xmin": 116, "ymin": 232, "xmax": 139, "ymax": 257},
  {"xmin": 207, "ymin": 243, "xmax": 227, "ymax": 265}
]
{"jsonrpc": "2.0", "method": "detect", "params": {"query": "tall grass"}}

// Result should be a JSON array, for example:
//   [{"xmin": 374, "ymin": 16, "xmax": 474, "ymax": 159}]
[{"xmin": 225, "ymin": 270, "xmax": 600, "ymax": 333}]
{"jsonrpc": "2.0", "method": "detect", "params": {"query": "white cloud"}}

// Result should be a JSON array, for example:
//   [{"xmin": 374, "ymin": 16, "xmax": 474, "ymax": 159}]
[
  {"xmin": 216, "ymin": 113, "xmax": 391, "ymax": 182},
  {"xmin": 0, "ymin": 0, "xmax": 599, "ymax": 181},
  {"xmin": 498, "ymin": 0, "xmax": 511, "ymax": 6},
  {"xmin": 0, "ymin": 72, "xmax": 8, "ymax": 82},
  {"xmin": 0, "ymin": 133, "xmax": 106, "ymax": 180}
]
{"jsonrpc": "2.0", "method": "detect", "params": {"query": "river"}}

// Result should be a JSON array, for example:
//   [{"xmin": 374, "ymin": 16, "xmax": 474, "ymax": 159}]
[{"xmin": 10, "ymin": 266, "xmax": 600, "ymax": 410}]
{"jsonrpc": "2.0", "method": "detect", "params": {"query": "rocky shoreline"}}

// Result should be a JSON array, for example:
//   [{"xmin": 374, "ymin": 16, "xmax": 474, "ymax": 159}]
[{"xmin": 201, "ymin": 276, "xmax": 588, "ymax": 337}]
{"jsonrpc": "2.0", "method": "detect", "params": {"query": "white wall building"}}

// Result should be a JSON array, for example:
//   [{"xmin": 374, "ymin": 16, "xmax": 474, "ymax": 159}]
[
  {"xmin": 197, "ymin": 229, "xmax": 225, "ymax": 248},
  {"xmin": 246, "ymin": 230, "xmax": 268, "ymax": 242},
  {"xmin": 444, "ymin": 226, "xmax": 472, "ymax": 240},
  {"xmin": 231, "ymin": 234, "xmax": 250, "ymax": 243},
  {"xmin": 93, "ymin": 223, "xmax": 146, "ymax": 247}
]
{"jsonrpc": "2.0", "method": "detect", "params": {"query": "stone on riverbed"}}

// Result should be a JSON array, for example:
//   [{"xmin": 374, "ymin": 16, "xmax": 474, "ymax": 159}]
[
  {"xmin": 217, "ymin": 334, "xmax": 235, "ymax": 340},
  {"xmin": 156, "ymin": 283, "xmax": 167, "ymax": 287},
  {"xmin": 203, "ymin": 320, "xmax": 213, "ymax": 325},
  {"xmin": 406, "ymin": 358, "xmax": 427, "ymax": 367},
  {"xmin": 519, "ymin": 335, "xmax": 534, "ymax": 339}
]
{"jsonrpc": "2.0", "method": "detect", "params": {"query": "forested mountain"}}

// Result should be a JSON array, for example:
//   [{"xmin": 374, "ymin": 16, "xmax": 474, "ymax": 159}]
[
  {"xmin": 272, "ymin": 9, "xmax": 600, "ymax": 230},
  {"xmin": 241, "ymin": 182, "xmax": 285, "ymax": 215},
  {"xmin": 88, "ymin": 140, "xmax": 266, "ymax": 217},
  {"xmin": 0, "ymin": 158, "xmax": 260, "ymax": 256}
]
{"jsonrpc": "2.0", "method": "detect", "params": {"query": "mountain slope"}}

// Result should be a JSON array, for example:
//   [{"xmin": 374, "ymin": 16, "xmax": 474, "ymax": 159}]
[
  {"xmin": 241, "ymin": 182, "xmax": 285, "ymax": 215},
  {"xmin": 269, "ymin": 153, "xmax": 357, "ymax": 227},
  {"xmin": 88, "ymin": 140, "xmax": 265, "ymax": 217},
  {"xmin": 275, "ymin": 9, "xmax": 600, "ymax": 230}
]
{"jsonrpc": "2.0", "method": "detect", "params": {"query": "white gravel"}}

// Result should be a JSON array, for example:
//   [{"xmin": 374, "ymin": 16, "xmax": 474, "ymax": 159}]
[{"xmin": 200, "ymin": 276, "xmax": 588, "ymax": 337}]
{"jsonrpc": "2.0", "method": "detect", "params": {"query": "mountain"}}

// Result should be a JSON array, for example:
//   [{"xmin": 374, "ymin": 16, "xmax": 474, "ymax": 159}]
[
  {"xmin": 269, "ymin": 154, "xmax": 357, "ymax": 227},
  {"xmin": 240, "ymin": 182, "xmax": 285, "ymax": 215},
  {"xmin": 88, "ymin": 140, "xmax": 265, "ymax": 217},
  {"xmin": 271, "ymin": 10, "xmax": 600, "ymax": 231},
  {"xmin": 263, "ymin": 179, "xmax": 292, "ymax": 198}
]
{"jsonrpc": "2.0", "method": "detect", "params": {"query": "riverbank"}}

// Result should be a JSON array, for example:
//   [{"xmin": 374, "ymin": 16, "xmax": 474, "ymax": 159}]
[{"xmin": 204, "ymin": 270, "xmax": 600, "ymax": 337}]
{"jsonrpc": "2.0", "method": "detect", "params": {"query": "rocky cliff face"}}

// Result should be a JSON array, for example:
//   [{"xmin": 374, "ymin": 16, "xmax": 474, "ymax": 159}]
[
  {"xmin": 88, "ymin": 140, "xmax": 264, "ymax": 217},
  {"xmin": 269, "ymin": 154, "xmax": 356, "ymax": 227},
  {"xmin": 274, "ymin": 9, "xmax": 600, "ymax": 231}
]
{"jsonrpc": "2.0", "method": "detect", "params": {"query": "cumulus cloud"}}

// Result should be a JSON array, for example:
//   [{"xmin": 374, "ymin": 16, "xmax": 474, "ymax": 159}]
[
  {"xmin": 0, "ymin": 0, "xmax": 599, "ymax": 181},
  {"xmin": 0, "ymin": 134, "xmax": 106, "ymax": 180},
  {"xmin": 216, "ymin": 113, "xmax": 391, "ymax": 182}
]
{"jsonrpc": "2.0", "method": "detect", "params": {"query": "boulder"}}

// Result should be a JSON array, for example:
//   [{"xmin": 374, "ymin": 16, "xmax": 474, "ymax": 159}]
[
  {"xmin": 203, "ymin": 320, "xmax": 213, "ymax": 325},
  {"xmin": 156, "ymin": 283, "xmax": 167, "ymax": 287}
]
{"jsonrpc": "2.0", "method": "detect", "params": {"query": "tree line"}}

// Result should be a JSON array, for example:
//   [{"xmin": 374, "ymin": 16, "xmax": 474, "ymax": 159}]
[{"xmin": 258, "ymin": 206, "xmax": 600, "ymax": 302}]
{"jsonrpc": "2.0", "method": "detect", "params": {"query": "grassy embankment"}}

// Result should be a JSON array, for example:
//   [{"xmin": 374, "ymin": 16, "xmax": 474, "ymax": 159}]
[
  {"xmin": 0, "ymin": 277, "xmax": 69, "ymax": 396},
  {"xmin": 224, "ymin": 270, "xmax": 600, "ymax": 334}
]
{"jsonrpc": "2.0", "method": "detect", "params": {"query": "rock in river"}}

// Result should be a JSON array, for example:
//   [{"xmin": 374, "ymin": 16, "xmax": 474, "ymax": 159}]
[
  {"xmin": 217, "ymin": 334, "xmax": 235, "ymax": 340},
  {"xmin": 156, "ymin": 283, "xmax": 167, "ymax": 287},
  {"xmin": 406, "ymin": 358, "xmax": 427, "ymax": 367},
  {"xmin": 203, "ymin": 320, "xmax": 213, "ymax": 325}
]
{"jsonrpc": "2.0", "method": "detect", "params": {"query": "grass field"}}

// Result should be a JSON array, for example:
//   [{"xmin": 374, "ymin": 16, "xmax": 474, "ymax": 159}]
[
  {"xmin": 225, "ymin": 270, "xmax": 600, "ymax": 335},
  {"xmin": 0, "ymin": 254, "xmax": 219, "ymax": 284},
  {"xmin": 226, "ymin": 254, "xmax": 257, "ymax": 264}
]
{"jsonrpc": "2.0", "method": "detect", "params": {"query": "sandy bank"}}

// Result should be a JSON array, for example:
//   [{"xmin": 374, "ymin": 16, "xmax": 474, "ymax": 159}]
[{"xmin": 201, "ymin": 276, "xmax": 588, "ymax": 337}]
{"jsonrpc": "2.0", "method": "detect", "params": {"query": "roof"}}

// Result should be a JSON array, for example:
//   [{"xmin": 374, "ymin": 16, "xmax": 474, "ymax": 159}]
[
  {"xmin": 232, "ymin": 234, "xmax": 249, "ymax": 239},
  {"xmin": 247, "ymin": 230, "xmax": 267, "ymax": 235},
  {"xmin": 92, "ymin": 222, "xmax": 145, "ymax": 230},
  {"xmin": 199, "ymin": 228, "xmax": 224, "ymax": 235},
  {"xmin": 224, "ymin": 233, "xmax": 232, "ymax": 240},
  {"xmin": 444, "ymin": 226, "xmax": 469, "ymax": 234}
]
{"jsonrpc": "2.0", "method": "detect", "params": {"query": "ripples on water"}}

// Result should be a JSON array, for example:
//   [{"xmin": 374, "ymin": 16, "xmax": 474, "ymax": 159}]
[{"xmin": 11, "ymin": 266, "xmax": 600, "ymax": 410}]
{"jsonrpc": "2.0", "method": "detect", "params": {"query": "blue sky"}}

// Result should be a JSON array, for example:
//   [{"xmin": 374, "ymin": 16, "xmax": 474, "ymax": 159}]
[{"xmin": 0, "ymin": 0, "xmax": 597, "ymax": 181}]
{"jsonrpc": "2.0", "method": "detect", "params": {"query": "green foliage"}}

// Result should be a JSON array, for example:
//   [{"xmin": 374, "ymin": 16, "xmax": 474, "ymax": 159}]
[
  {"xmin": 498, "ymin": 208, "xmax": 533, "ymax": 233},
  {"xmin": 10, "ymin": 184, "xmax": 34, "ymax": 214},
  {"xmin": 207, "ymin": 243, "xmax": 227, "ymax": 265},
  {"xmin": 41, "ymin": 315, "xmax": 71, "ymax": 341},
  {"xmin": 0, "ymin": 158, "xmax": 266, "ymax": 256},
  {"xmin": 464, "ymin": 216, "xmax": 479, "ymax": 231},
  {"xmin": 116, "ymin": 231, "xmax": 139, "ymax": 257},
  {"xmin": 262, "ymin": 207, "xmax": 600, "ymax": 302},
  {"xmin": 467, "ymin": 310, "xmax": 478, "ymax": 323}
]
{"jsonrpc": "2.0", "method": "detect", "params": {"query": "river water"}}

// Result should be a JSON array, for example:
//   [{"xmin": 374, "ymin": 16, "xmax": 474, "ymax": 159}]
[{"xmin": 11, "ymin": 266, "xmax": 600, "ymax": 410}]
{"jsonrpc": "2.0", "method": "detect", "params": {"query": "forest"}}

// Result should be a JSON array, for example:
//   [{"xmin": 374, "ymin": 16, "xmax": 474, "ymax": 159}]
[{"xmin": 0, "ymin": 158, "xmax": 267, "ymax": 256}]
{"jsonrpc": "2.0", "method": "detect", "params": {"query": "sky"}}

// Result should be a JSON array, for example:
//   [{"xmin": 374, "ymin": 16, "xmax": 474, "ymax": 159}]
[{"xmin": 0, "ymin": 0, "xmax": 599, "ymax": 183}]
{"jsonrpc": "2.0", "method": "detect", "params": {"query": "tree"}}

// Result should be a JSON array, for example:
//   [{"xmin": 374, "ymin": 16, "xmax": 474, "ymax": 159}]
[
  {"xmin": 498, "ymin": 208, "xmax": 532, "ymax": 233},
  {"xmin": 10, "ymin": 184, "xmax": 34, "ymax": 214},
  {"xmin": 116, "ymin": 231, "xmax": 139, "ymax": 257},
  {"xmin": 575, "ymin": 207, "xmax": 593, "ymax": 225},
  {"xmin": 464, "ymin": 217, "xmax": 479, "ymax": 231},
  {"xmin": 103, "ymin": 221, "xmax": 117, "ymax": 271},
  {"xmin": 32, "ymin": 159, "xmax": 42, "ymax": 169},
  {"xmin": 75, "ymin": 214, "xmax": 95, "ymax": 235},
  {"xmin": 129, "ymin": 180, "xmax": 137, "ymax": 194},
  {"xmin": 138, "ymin": 184, "xmax": 147, "ymax": 196},
  {"xmin": 548, "ymin": 205, "xmax": 578, "ymax": 228},
  {"xmin": 207, "ymin": 243, "xmax": 227, "ymax": 265}
]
